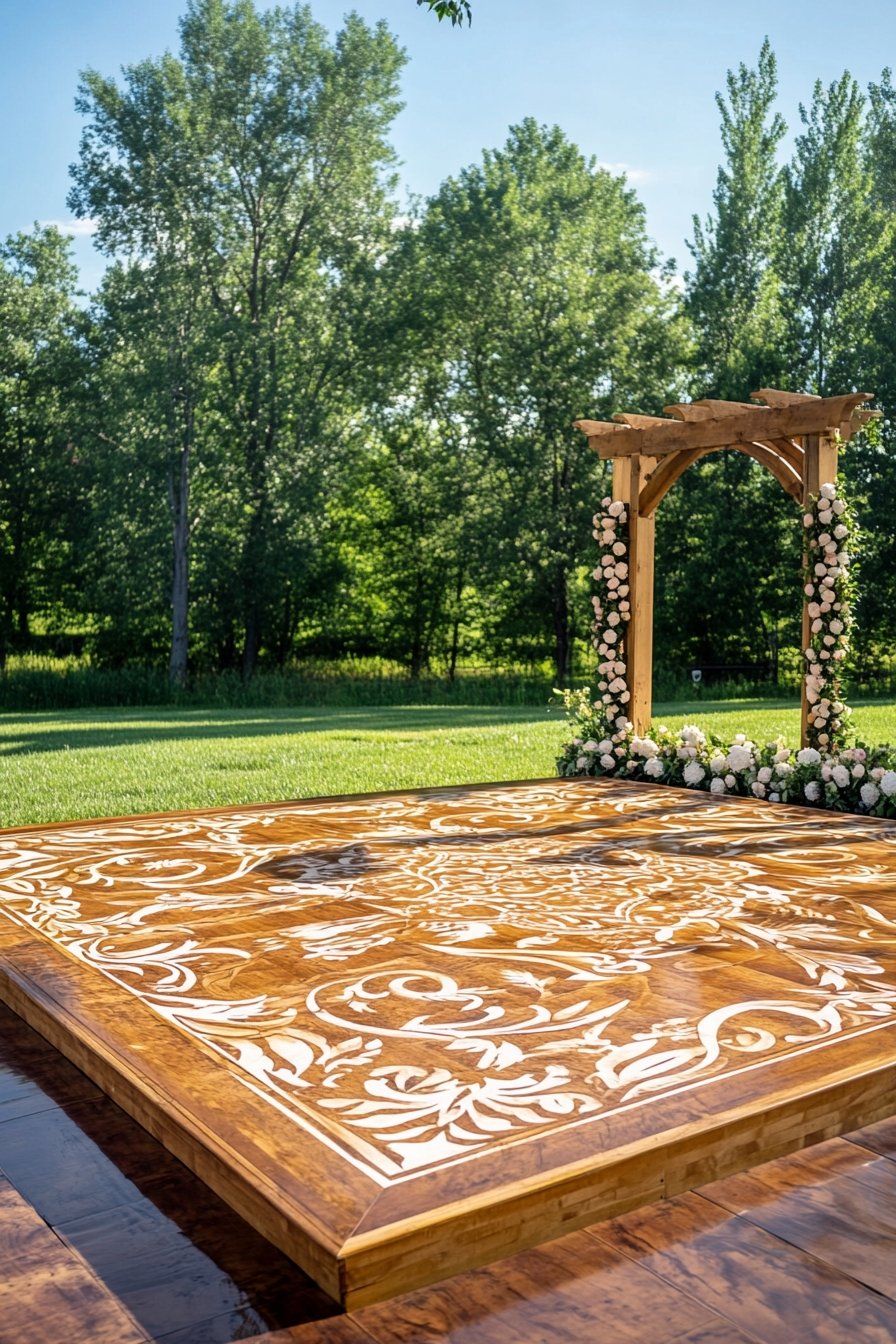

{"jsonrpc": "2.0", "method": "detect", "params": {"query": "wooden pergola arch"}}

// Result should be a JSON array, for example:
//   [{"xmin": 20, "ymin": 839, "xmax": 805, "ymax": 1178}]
[{"xmin": 575, "ymin": 389, "xmax": 880, "ymax": 746}]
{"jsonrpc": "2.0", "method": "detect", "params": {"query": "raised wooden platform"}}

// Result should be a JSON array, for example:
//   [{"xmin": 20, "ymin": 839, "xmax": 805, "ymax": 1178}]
[{"xmin": 1, "ymin": 777, "xmax": 895, "ymax": 1309}]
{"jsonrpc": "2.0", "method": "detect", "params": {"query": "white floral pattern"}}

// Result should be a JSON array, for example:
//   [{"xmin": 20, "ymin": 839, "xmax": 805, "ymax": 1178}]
[{"xmin": 1, "ymin": 778, "xmax": 895, "ymax": 1181}]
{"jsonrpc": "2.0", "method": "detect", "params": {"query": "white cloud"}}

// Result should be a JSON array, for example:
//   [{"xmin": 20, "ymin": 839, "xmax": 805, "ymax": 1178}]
[
  {"xmin": 597, "ymin": 162, "xmax": 652, "ymax": 185},
  {"xmin": 40, "ymin": 218, "xmax": 98, "ymax": 237}
]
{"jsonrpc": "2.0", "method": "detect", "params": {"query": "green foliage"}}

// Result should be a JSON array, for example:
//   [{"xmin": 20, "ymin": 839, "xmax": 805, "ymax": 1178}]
[
  {"xmin": 417, "ymin": 0, "xmax": 471, "ymax": 24},
  {"xmin": 8, "ymin": 17, "xmax": 896, "ymax": 701},
  {"xmin": 69, "ymin": 0, "xmax": 406, "ymax": 680},
  {"xmin": 0, "ymin": 227, "xmax": 85, "ymax": 667}
]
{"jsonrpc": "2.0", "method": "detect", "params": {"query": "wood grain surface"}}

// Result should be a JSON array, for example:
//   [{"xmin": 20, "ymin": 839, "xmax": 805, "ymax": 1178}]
[{"xmin": 1, "ymin": 776, "xmax": 895, "ymax": 1306}]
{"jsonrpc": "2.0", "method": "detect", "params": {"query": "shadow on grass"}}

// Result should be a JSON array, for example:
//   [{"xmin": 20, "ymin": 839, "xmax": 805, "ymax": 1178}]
[{"xmin": 0, "ymin": 704, "xmax": 558, "ymax": 757}]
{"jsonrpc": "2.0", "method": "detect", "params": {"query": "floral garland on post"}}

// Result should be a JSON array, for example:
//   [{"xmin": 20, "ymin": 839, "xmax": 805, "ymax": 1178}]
[
  {"xmin": 591, "ymin": 495, "xmax": 632, "ymax": 744},
  {"xmin": 556, "ymin": 475, "xmax": 891, "ymax": 817},
  {"xmin": 802, "ymin": 481, "xmax": 853, "ymax": 753}
]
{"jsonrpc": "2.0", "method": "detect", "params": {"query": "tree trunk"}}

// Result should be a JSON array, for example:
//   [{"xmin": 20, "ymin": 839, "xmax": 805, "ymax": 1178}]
[
  {"xmin": 448, "ymin": 566, "xmax": 464, "ymax": 681},
  {"xmin": 168, "ymin": 415, "xmax": 191, "ymax": 688},
  {"xmin": 552, "ymin": 565, "xmax": 570, "ymax": 684}
]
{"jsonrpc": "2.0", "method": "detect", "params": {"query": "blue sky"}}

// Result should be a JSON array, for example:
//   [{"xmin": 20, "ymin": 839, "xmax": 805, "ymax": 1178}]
[{"xmin": 4, "ymin": 0, "xmax": 896, "ymax": 292}]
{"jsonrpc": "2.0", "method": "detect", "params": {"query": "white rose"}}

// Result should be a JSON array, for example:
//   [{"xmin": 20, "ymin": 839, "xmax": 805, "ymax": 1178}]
[
  {"xmin": 818, "ymin": 509, "xmax": 833, "ymax": 524},
  {"xmin": 607, "ymin": 612, "xmax": 621, "ymax": 627},
  {"xmin": 757, "ymin": 766, "xmax": 773, "ymax": 784},
  {"xmin": 752, "ymin": 781, "xmax": 766, "ymax": 798},
  {"xmin": 612, "ymin": 540, "xmax": 626, "ymax": 556},
  {"xmin": 608, "ymin": 500, "xmax": 624, "ymax": 516},
  {"xmin": 802, "ymin": 512, "xmax": 814, "ymax": 527},
  {"xmin": 831, "ymin": 765, "xmax": 850, "ymax": 788},
  {"xmin": 710, "ymin": 754, "xmax": 727, "ymax": 774},
  {"xmin": 797, "ymin": 747, "xmax": 821, "ymax": 765},
  {"xmin": 644, "ymin": 757, "xmax": 664, "ymax": 778},
  {"xmin": 727, "ymin": 745, "xmax": 753, "ymax": 772},
  {"xmin": 832, "ymin": 498, "xmax": 846, "ymax": 514},
  {"xmin": 820, "ymin": 482, "xmax": 837, "ymax": 499},
  {"xmin": 600, "ymin": 754, "xmax": 616, "ymax": 770},
  {"xmin": 683, "ymin": 761, "xmax": 706, "ymax": 785},
  {"xmin": 852, "ymin": 763, "xmax": 865, "ymax": 778},
  {"xmin": 861, "ymin": 782, "xmax": 881, "ymax": 807},
  {"xmin": 829, "ymin": 619, "xmax": 843, "ymax": 634},
  {"xmin": 576, "ymin": 755, "xmax": 589, "ymax": 770},
  {"xmin": 881, "ymin": 771, "xmax": 896, "ymax": 797},
  {"xmin": 710, "ymin": 777, "xmax": 726, "ymax": 794},
  {"xmin": 834, "ymin": 524, "xmax": 848, "ymax": 539},
  {"xmin": 598, "ymin": 739, "xmax": 613, "ymax": 753},
  {"xmin": 724, "ymin": 774, "xmax": 736, "ymax": 788},
  {"xmin": 805, "ymin": 781, "xmax": 821, "ymax": 801}
]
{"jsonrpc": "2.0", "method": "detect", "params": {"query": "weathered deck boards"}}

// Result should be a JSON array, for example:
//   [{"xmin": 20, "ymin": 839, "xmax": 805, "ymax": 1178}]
[
  {"xmin": 0, "ymin": 1001, "xmax": 338, "ymax": 1343},
  {"xmin": 1, "ymin": 776, "xmax": 895, "ymax": 1308}
]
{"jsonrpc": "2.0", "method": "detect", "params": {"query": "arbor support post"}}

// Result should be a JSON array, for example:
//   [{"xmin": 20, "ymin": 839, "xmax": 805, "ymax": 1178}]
[
  {"xmin": 799, "ymin": 432, "xmax": 839, "ymax": 748},
  {"xmin": 613, "ymin": 452, "xmax": 656, "ymax": 735}
]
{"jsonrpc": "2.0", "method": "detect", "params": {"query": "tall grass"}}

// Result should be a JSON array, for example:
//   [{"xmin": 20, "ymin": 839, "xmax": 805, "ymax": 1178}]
[{"xmin": 0, "ymin": 656, "xmax": 557, "ymax": 711}]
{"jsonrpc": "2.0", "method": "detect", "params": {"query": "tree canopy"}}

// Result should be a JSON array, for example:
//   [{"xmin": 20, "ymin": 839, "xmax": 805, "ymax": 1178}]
[{"xmin": 6, "ymin": 19, "xmax": 896, "ymax": 693}]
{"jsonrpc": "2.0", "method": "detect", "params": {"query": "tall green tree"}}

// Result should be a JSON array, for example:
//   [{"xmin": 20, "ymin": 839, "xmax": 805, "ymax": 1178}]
[
  {"xmin": 79, "ymin": 257, "xmax": 210, "ymax": 673},
  {"xmin": 686, "ymin": 39, "xmax": 787, "ymax": 397},
  {"xmin": 69, "ymin": 0, "xmax": 405, "ymax": 677},
  {"xmin": 0, "ymin": 227, "xmax": 84, "ymax": 667},
  {"xmin": 778, "ymin": 73, "xmax": 881, "ymax": 395},
  {"xmin": 663, "ymin": 42, "xmax": 800, "ymax": 680},
  {"xmin": 410, "ymin": 119, "xmax": 685, "ymax": 679}
]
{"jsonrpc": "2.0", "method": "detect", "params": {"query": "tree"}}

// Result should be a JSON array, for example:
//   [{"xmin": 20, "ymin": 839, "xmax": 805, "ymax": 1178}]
[
  {"xmin": 79, "ymin": 256, "xmax": 210, "ymax": 675},
  {"xmin": 778, "ymin": 73, "xmax": 881, "ymax": 395},
  {"xmin": 0, "ymin": 228, "xmax": 84, "ymax": 667},
  {"xmin": 69, "ymin": 0, "xmax": 405, "ymax": 678},
  {"xmin": 686, "ymin": 39, "xmax": 787, "ymax": 398},
  {"xmin": 412, "ymin": 120, "xmax": 685, "ymax": 680},
  {"xmin": 417, "ymin": 0, "xmax": 471, "ymax": 23},
  {"xmin": 664, "ymin": 42, "xmax": 800, "ymax": 680}
]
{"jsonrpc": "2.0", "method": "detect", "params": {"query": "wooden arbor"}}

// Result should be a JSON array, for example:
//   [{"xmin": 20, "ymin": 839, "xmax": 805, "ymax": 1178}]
[{"xmin": 575, "ymin": 390, "xmax": 879, "ymax": 745}]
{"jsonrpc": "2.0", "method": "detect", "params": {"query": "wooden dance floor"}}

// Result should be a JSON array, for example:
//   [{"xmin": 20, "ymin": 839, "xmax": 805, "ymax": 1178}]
[{"xmin": 0, "ymin": 777, "xmax": 895, "ymax": 1308}]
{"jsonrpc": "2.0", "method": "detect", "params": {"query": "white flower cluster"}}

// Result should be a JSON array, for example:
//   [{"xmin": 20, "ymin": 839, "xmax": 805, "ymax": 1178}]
[
  {"xmin": 802, "ymin": 482, "xmax": 852, "ymax": 751},
  {"xmin": 591, "ymin": 496, "xmax": 632, "ymax": 742},
  {"xmin": 558, "ymin": 710, "xmax": 896, "ymax": 820}
]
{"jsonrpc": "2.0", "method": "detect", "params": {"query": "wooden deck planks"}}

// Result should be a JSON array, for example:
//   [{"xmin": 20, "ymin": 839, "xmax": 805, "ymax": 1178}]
[
  {"xmin": 590, "ymin": 1189, "xmax": 896, "ymax": 1343},
  {"xmin": 2, "ymin": 777, "xmax": 896, "ymax": 1307},
  {"xmin": 0, "ymin": 1176, "xmax": 146, "ymax": 1344},
  {"xmin": 241, "ymin": 1120, "xmax": 896, "ymax": 1343}
]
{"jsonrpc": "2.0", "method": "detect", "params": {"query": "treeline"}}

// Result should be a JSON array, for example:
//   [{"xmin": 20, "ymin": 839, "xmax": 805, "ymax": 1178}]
[{"xmin": 3, "ymin": 11, "xmax": 896, "ymax": 688}]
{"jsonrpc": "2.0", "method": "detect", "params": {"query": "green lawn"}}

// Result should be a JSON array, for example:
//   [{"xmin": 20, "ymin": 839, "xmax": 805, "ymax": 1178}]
[{"xmin": 2, "ymin": 697, "xmax": 896, "ymax": 828}]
